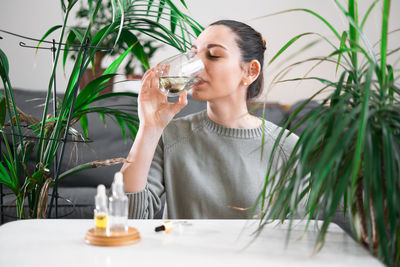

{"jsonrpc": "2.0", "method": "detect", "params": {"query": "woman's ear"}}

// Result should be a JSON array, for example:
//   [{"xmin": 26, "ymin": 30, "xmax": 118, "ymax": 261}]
[{"xmin": 243, "ymin": 60, "xmax": 261, "ymax": 85}]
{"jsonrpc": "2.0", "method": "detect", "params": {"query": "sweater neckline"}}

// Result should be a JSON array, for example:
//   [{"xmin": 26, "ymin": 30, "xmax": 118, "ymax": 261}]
[{"xmin": 200, "ymin": 110, "xmax": 266, "ymax": 139}]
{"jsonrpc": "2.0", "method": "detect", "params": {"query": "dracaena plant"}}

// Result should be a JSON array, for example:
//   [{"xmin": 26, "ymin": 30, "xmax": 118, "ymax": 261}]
[
  {"xmin": 258, "ymin": 0, "xmax": 399, "ymax": 266},
  {"xmin": 0, "ymin": 0, "xmax": 201, "ymax": 220}
]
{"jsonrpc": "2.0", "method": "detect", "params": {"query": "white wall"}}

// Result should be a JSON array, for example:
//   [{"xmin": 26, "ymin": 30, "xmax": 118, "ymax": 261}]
[
  {"xmin": 0, "ymin": 1, "xmax": 71, "ymax": 94},
  {"xmin": 1, "ymin": 0, "xmax": 399, "ymax": 104}
]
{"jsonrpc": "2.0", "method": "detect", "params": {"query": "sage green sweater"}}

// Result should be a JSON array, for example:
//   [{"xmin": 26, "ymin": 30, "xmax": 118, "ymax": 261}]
[{"xmin": 127, "ymin": 110, "xmax": 298, "ymax": 219}]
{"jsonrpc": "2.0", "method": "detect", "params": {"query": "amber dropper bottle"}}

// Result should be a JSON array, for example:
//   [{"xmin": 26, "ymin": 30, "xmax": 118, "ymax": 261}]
[{"xmin": 94, "ymin": 184, "xmax": 108, "ymax": 233}]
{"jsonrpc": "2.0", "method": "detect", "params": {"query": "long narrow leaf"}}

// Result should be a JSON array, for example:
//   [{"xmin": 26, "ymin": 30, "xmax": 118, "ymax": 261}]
[
  {"xmin": 268, "ymin": 33, "xmax": 314, "ymax": 65},
  {"xmin": 380, "ymin": 0, "xmax": 391, "ymax": 91},
  {"xmin": 361, "ymin": 0, "xmax": 379, "ymax": 30},
  {"xmin": 36, "ymin": 25, "xmax": 62, "ymax": 52},
  {"xmin": 120, "ymin": 29, "xmax": 149, "ymax": 69}
]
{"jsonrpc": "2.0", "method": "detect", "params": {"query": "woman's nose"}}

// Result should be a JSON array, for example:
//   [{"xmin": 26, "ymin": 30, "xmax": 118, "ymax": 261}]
[{"xmin": 193, "ymin": 52, "xmax": 207, "ymax": 69}]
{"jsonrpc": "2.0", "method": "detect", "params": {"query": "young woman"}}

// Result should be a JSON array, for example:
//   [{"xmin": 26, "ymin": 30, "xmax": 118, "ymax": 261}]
[{"xmin": 121, "ymin": 20, "xmax": 298, "ymax": 219}]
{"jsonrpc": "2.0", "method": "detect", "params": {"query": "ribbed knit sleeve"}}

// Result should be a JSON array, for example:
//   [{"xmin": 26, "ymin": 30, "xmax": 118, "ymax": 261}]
[
  {"xmin": 127, "ymin": 189, "xmax": 149, "ymax": 218},
  {"xmin": 127, "ymin": 138, "xmax": 165, "ymax": 219}
]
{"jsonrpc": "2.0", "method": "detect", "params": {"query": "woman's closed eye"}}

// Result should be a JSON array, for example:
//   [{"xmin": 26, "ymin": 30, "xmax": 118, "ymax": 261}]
[{"xmin": 206, "ymin": 52, "xmax": 220, "ymax": 59}]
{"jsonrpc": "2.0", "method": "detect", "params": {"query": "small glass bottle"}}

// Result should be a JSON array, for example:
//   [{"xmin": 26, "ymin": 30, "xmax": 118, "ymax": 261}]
[
  {"xmin": 94, "ymin": 184, "xmax": 108, "ymax": 233},
  {"xmin": 109, "ymin": 172, "xmax": 128, "ymax": 232}
]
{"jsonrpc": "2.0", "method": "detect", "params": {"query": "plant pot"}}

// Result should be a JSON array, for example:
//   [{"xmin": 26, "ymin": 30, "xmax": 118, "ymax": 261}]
[
  {"xmin": 79, "ymin": 51, "xmax": 113, "ymax": 95},
  {"xmin": 79, "ymin": 68, "xmax": 114, "ymax": 95},
  {"xmin": 125, "ymin": 74, "xmax": 142, "ymax": 80}
]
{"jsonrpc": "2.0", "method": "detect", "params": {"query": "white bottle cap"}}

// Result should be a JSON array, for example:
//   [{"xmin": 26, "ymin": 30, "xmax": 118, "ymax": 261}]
[
  {"xmin": 96, "ymin": 184, "xmax": 106, "ymax": 196},
  {"xmin": 114, "ymin": 172, "xmax": 123, "ymax": 184},
  {"xmin": 95, "ymin": 184, "xmax": 107, "ymax": 210}
]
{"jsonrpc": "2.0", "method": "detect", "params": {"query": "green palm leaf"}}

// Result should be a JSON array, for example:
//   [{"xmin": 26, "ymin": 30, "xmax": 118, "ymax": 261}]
[
  {"xmin": 119, "ymin": 28, "xmax": 149, "ymax": 69},
  {"xmin": 268, "ymin": 32, "xmax": 314, "ymax": 65}
]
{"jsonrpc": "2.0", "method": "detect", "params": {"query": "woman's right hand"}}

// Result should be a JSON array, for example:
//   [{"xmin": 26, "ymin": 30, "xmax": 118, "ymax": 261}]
[
  {"xmin": 123, "ymin": 66, "xmax": 187, "ymax": 192},
  {"xmin": 137, "ymin": 67, "xmax": 188, "ymax": 131}
]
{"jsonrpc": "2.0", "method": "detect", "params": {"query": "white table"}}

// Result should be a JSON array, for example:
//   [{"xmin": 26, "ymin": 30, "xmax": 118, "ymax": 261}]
[{"xmin": 0, "ymin": 219, "xmax": 382, "ymax": 267}]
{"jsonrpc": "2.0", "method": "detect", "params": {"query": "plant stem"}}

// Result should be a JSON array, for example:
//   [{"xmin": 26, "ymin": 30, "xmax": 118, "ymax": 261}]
[
  {"xmin": 369, "ymin": 194, "xmax": 378, "ymax": 256},
  {"xmin": 36, "ymin": 2, "xmax": 73, "ymax": 170},
  {"xmin": 355, "ymin": 178, "xmax": 368, "ymax": 243}
]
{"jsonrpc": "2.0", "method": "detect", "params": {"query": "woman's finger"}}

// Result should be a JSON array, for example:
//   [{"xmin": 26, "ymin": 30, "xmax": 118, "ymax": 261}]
[
  {"xmin": 141, "ymin": 68, "xmax": 153, "ymax": 82},
  {"xmin": 140, "ymin": 69, "xmax": 154, "ymax": 93},
  {"xmin": 171, "ymin": 90, "xmax": 188, "ymax": 114},
  {"xmin": 149, "ymin": 68, "xmax": 162, "ymax": 94},
  {"xmin": 178, "ymin": 90, "xmax": 188, "ymax": 106},
  {"xmin": 149, "ymin": 70, "xmax": 155, "ymax": 89}
]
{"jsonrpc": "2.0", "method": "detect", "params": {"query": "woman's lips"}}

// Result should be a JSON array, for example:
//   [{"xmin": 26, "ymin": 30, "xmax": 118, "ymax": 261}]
[{"xmin": 195, "ymin": 78, "xmax": 206, "ymax": 86}]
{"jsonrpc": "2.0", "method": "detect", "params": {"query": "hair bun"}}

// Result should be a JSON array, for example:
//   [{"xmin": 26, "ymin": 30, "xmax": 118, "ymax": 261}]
[{"xmin": 261, "ymin": 37, "xmax": 267, "ymax": 50}]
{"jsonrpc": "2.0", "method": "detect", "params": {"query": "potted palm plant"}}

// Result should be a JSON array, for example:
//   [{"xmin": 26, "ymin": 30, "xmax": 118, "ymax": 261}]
[
  {"xmin": 258, "ymin": 0, "xmax": 399, "ymax": 266},
  {"xmin": 0, "ymin": 0, "xmax": 201, "ymax": 220},
  {"xmin": 68, "ymin": 0, "xmax": 164, "ymax": 92}
]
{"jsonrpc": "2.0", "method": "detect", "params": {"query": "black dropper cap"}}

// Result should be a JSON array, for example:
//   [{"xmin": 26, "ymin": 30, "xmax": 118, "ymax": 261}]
[{"xmin": 155, "ymin": 225, "xmax": 166, "ymax": 232}]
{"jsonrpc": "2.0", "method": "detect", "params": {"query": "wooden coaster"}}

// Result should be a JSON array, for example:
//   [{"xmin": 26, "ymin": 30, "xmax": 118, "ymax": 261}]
[{"xmin": 85, "ymin": 226, "xmax": 141, "ymax": 246}]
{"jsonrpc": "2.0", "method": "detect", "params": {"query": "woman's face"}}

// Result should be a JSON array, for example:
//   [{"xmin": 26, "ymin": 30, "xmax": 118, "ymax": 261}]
[{"xmin": 190, "ymin": 25, "xmax": 247, "ymax": 101}]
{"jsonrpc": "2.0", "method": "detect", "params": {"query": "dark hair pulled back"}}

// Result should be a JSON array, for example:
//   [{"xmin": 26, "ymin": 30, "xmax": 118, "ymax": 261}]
[{"xmin": 210, "ymin": 20, "xmax": 266, "ymax": 100}]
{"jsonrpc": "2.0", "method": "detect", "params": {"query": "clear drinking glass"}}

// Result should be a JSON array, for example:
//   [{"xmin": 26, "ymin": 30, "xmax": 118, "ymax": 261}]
[{"xmin": 157, "ymin": 51, "xmax": 204, "ymax": 97}]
